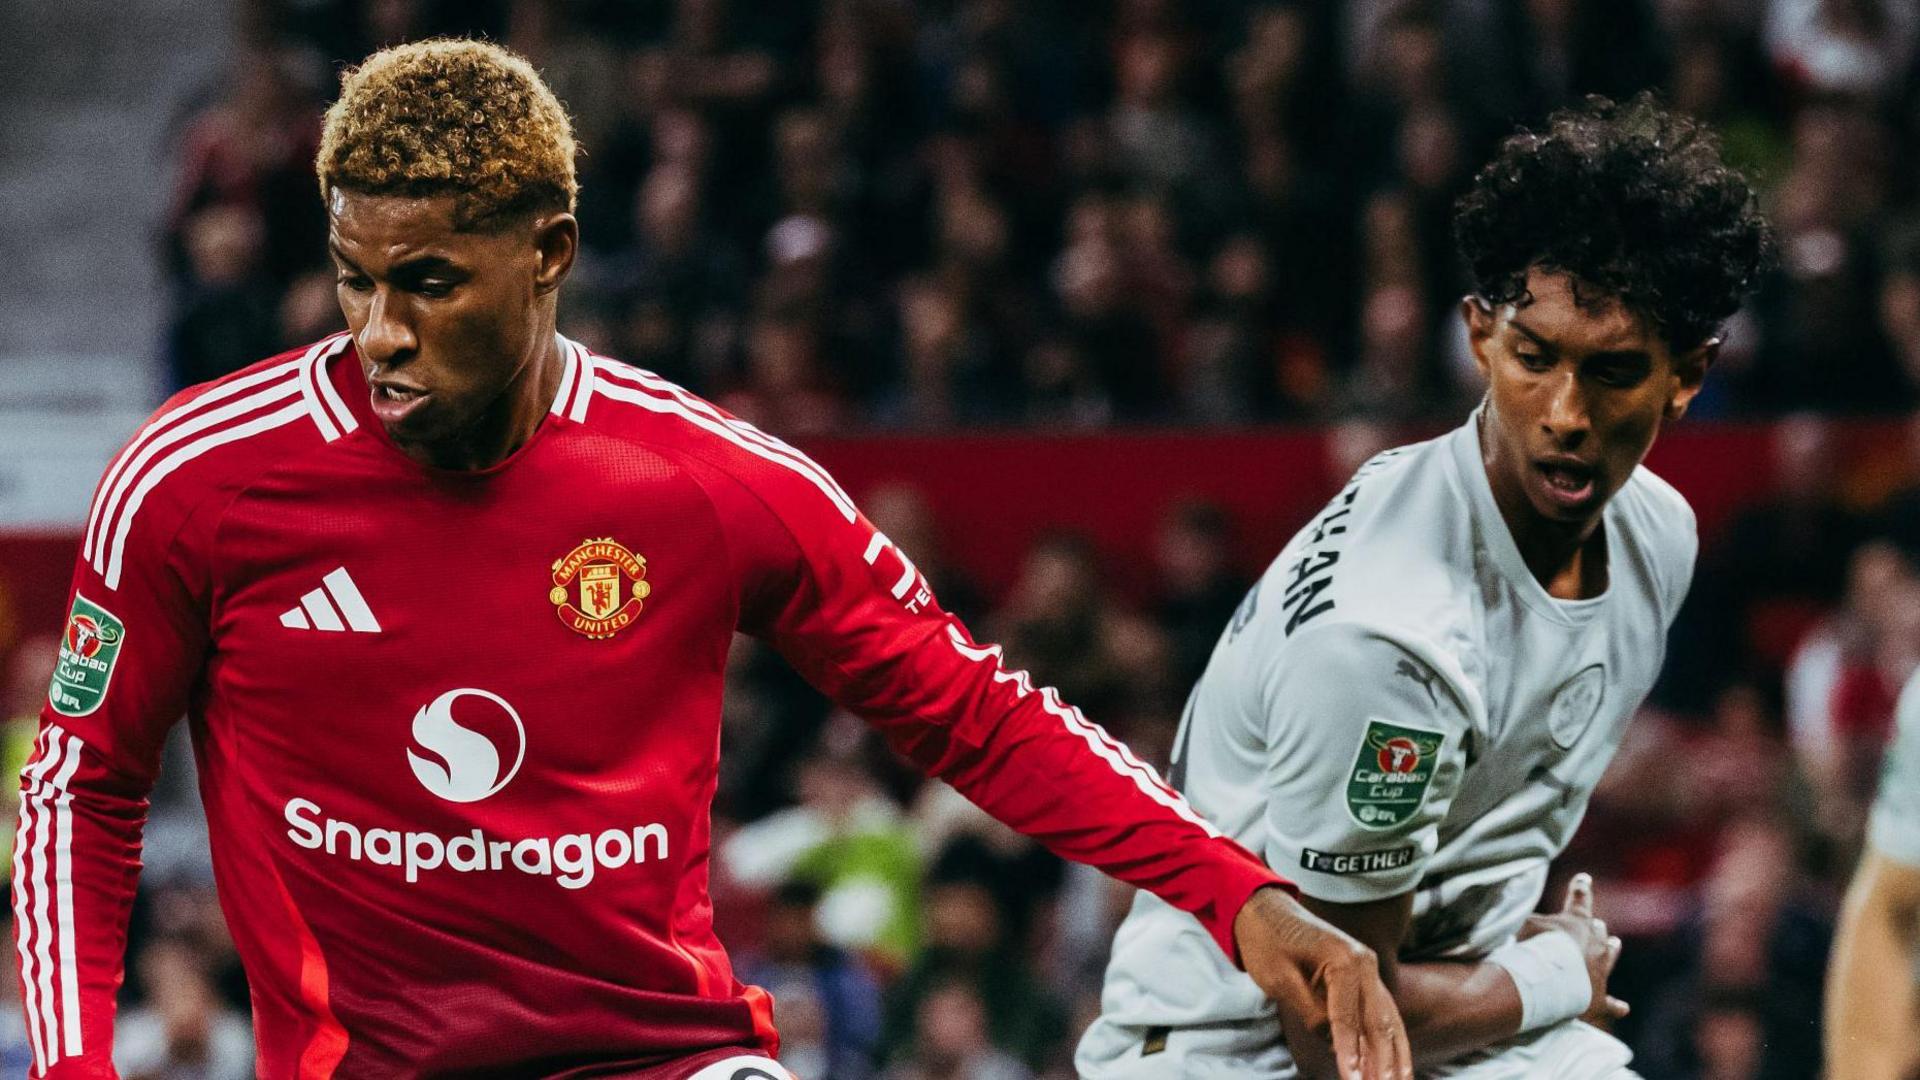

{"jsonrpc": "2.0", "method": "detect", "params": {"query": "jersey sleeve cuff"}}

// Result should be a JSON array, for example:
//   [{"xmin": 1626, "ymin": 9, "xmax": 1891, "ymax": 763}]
[
  {"xmin": 1266, "ymin": 839, "xmax": 1426, "ymax": 904},
  {"xmin": 1200, "ymin": 841, "xmax": 1296, "ymax": 969}
]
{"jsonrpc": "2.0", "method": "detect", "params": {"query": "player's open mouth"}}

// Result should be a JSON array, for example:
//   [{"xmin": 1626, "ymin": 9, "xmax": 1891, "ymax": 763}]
[
  {"xmin": 1535, "ymin": 459, "xmax": 1596, "ymax": 509},
  {"xmin": 371, "ymin": 381, "xmax": 431, "ymax": 425}
]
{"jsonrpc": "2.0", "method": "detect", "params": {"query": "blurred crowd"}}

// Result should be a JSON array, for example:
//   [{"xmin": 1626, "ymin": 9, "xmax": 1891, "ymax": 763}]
[
  {"xmin": 165, "ymin": 0, "xmax": 1920, "ymax": 427},
  {"xmin": 8, "ymin": 0, "xmax": 1917, "ymax": 1077}
]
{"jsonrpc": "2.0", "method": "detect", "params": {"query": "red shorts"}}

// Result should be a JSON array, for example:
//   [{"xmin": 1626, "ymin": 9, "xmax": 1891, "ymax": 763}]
[{"xmin": 547, "ymin": 1048, "xmax": 794, "ymax": 1080}]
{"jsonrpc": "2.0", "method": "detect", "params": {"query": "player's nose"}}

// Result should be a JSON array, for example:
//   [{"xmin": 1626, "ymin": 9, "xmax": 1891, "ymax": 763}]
[
  {"xmin": 358, "ymin": 288, "xmax": 418, "ymax": 366},
  {"xmin": 1540, "ymin": 369, "xmax": 1591, "ymax": 443}
]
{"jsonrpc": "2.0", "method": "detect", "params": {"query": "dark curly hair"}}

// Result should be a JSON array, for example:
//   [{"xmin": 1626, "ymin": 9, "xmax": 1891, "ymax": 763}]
[{"xmin": 1453, "ymin": 94, "xmax": 1773, "ymax": 351}]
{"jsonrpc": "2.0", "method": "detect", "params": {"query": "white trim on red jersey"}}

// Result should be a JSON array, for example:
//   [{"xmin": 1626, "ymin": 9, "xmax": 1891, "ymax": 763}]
[
  {"xmin": 549, "ymin": 336, "xmax": 581, "ymax": 418},
  {"xmin": 584, "ymin": 355, "xmax": 858, "ymax": 523},
  {"xmin": 301, "ymin": 334, "xmax": 358, "ymax": 439},
  {"xmin": 943, "ymin": 626, "xmax": 1221, "ymax": 838},
  {"xmin": 86, "ymin": 336, "xmax": 354, "ymax": 590},
  {"xmin": 13, "ymin": 726, "xmax": 85, "ymax": 1072}
]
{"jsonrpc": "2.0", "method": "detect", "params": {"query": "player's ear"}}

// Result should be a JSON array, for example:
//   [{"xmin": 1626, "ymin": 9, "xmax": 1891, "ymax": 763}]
[
  {"xmin": 1664, "ymin": 336, "xmax": 1718, "ymax": 422},
  {"xmin": 531, "ymin": 213, "xmax": 578, "ymax": 295},
  {"xmin": 1461, "ymin": 295, "xmax": 1495, "ymax": 380}
]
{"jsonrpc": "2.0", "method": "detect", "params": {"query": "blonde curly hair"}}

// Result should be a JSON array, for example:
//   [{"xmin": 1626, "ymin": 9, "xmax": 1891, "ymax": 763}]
[{"xmin": 316, "ymin": 38, "xmax": 578, "ymax": 229}]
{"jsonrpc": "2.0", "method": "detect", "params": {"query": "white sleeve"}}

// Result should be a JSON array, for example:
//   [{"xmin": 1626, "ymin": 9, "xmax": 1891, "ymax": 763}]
[
  {"xmin": 1868, "ymin": 672, "xmax": 1920, "ymax": 869},
  {"xmin": 1258, "ymin": 622, "xmax": 1470, "ymax": 903}
]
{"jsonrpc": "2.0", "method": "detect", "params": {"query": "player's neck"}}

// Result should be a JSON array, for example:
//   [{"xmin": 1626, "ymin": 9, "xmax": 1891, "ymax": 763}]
[
  {"xmin": 1477, "ymin": 423, "xmax": 1610, "ymax": 600},
  {"xmin": 409, "ymin": 325, "xmax": 564, "ymax": 472}
]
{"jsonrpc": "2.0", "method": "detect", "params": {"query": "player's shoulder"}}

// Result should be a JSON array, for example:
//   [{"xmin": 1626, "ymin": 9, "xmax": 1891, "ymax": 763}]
[
  {"xmin": 82, "ymin": 335, "xmax": 356, "ymax": 581},
  {"xmin": 1613, "ymin": 463, "xmax": 1698, "ymax": 545},
  {"xmin": 1230, "ymin": 432, "xmax": 1480, "ymax": 704},
  {"xmin": 1271, "ymin": 430, "xmax": 1478, "ymax": 635},
  {"xmin": 1282, "ymin": 616, "xmax": 1473, "ymax": 706},
  {"xmin": 568, "ymin": 340, "xmax": 859, "ymax": 526},
  {"xmin": 1608, "ymin": 463, "xmax": 1700, "ymax": 597}
]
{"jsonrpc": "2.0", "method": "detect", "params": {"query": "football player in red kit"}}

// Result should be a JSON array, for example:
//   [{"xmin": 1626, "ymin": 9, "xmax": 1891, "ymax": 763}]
[{"xmin": 14, "ymin": 39, "xmax": 1409, "ymax": 1080}]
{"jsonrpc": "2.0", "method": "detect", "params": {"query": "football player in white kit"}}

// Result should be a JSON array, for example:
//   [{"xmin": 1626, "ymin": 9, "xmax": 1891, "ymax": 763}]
[
  {"xmin": 1825, "ymin": 666, "xmax": 1920, "ymax": 1080},
  {"xmin": 1077, "ymin": 95, "xmax": 1774, "ymax": 1079}
]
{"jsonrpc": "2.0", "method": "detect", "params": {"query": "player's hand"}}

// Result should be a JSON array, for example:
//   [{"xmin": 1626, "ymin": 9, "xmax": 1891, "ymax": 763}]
[
  {"xmin": 1234, "ymin": 885, "xmax": 1412, "ymax": 1080},
  {"xmin": 1520, "ymin": 872, "xmax": 1629, "ymax": 1026}
]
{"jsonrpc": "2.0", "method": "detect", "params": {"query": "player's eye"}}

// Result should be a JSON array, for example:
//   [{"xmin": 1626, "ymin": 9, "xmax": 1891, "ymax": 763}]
[
  {"xmin": 1588, "ymin": 358, "xmax": 1651, "ymax": 388},
  {"xmin": 415, "ymin": 279, "xmax": 456, "ymax": 298},
  {"xmin": 1513, "ymin": 349, "xmax": 1551, "ymax": 371}
]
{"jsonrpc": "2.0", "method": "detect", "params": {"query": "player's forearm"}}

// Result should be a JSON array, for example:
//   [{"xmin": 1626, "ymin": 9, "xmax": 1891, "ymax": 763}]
[
  {"xmin": 1826, "ymin": 855, "xmax": 1920, "ymax": 1080},
  {"xmin": 1282, "ymin": 957, "xmax": 1512, "ymax": 1080},
  {"xmin": 857, "ymin": 622, "xmax": 1285, "ymax": 959},
  {"xmin": 14, "ymin": 732, "xmax": 149, "ymax": 1077},
  {"xmin": 1390, "ymin": 959, "xmax": 1524, "ymax": 1067}
]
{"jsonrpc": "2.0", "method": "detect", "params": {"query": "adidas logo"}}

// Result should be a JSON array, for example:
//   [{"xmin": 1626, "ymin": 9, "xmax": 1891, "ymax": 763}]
[{"xmin": 280, "ymin": 567, "xmax": 382, "ymax": 633}]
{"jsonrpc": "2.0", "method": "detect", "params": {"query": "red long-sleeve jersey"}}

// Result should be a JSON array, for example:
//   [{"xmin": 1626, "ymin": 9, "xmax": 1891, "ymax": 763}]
[{"xmin": 15, "ymin": 334, "xmax": 1285, "ymax": 1078}]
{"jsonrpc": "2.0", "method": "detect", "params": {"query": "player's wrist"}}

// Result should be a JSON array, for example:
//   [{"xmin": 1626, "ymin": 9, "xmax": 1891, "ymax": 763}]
[{"xmin": 1486, "ymin": 930, "xmax": 1590, "ymax": 1033}]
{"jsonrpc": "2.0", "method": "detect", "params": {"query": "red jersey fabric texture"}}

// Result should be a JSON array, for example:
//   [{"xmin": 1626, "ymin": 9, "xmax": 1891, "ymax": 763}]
[{"xmin": 15, "ymin": 334, "xmax": 1283, "ymax": 1078}]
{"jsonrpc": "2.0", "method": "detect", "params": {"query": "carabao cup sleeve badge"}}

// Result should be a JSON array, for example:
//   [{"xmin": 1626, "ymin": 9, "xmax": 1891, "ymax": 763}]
[
  {"xmin": 550, "ymin": 538, "xmax": 652, "ymax": 640},
  {"xmin": 1345, "ymin": 719, "xmax": 1444, "ymax": 830},
  {"xmin": 49, "ymin": 593, "xmax": 125, "ymax": 717}
]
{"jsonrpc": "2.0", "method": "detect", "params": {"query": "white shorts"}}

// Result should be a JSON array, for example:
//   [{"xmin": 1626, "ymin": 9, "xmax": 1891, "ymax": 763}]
[
  {"xmin": 1075, "ymin": 1016, "xmax": 1297, "ymax": 1079},
  {"xmin": 1426, "ymin": 1021, "xmax": 1638, "ymax": 1080},
  {"xmin": 1075, "ymin": 1016, "xmax": 1638, "ymax": 1080}
]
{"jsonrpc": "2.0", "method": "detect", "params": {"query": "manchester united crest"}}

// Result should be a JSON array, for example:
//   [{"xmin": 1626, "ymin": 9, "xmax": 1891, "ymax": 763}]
[{"xmin": 550, "ymin": 538, "xmax": 652, "ymax": 639}]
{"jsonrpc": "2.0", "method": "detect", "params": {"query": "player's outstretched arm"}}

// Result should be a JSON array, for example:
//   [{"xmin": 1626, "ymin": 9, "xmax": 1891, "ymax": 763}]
[
  {"xmin": 1826, "ymin": 849, "xmax": 1920, "ymax": 1080},
  {"xmin": 15, "ymin": 414, "xmax": 213, "ymax": 1077},
  {"xmin": 701, "ymin": 444, "xmax": 1408, "ymax": 1078}
]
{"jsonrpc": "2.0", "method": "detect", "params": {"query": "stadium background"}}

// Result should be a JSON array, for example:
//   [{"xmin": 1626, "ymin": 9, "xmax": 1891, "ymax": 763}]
[{"xmin": 2, "ymin": 0, "xmax": 1919, "ymax": 1076}]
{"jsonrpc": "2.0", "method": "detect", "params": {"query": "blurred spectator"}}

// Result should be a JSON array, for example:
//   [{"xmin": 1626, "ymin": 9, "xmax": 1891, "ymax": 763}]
[
  {"xmin": 164, "ymin": 45, "xmax": 324, "ymax": 289},
  {"xmin": 879, "ymin": 840, "xmax": 1066, "ymax": 1075},
  {"xmin": 720, "ymin": 737, "xmax": 922, "ymax": 970},
  {"xmin": 276, "ymin": 268, "xmax": 344, "ymax": 348},
  {"xmin": 878, "ymin": 978, "xmax": 1032, "ymax": 1080},
  {"xmin": 2, "ymin": 636, "xmax": 58, "ymax": 868},
  {"xmin": 1638, "ymin": 816, "xmax": 1830, "ymax": 1079},
  {"xmin": 1878, "ymin": 410, "xmax": 1920, "ymax": 553},
  {"xmin": 168, "ymin": 205, "xmax": 282, "ymax": 389},
  {"xmin": 1784, "ymin": 539, "xmax": 1920, "ymax": 845},
  {"xmin": 0, "ymin": 913, "xmax": 29, "ymax": 1075},
  {"xmin": 734, "ymin": 881, "xmax": 884, "ymax": 1080},
  {"xmin": 1670, "ymin": 415, "xmax": 1867, "ymax": 710},
  {"xmin": 1765, "ymin": 0, "xmax": 1919, "ymax": 103},
  {"xmin": 719, "ymin": 308, "xmax": 850, "ymax": 436},
  {"xmin": 1687, "ymin": 985, "xmax": 1771, "ymax": 1080},
  {"xmin": 1151, "ymin": 500, "xmax": 1250, "ymax": 689},
  {"xmin": 988, "ymin": 533, "xmax": 1173, "ymax": 721},
  {"xmin": 113, "ymin": 939, "xmax": 253, "ymax": 1080}
]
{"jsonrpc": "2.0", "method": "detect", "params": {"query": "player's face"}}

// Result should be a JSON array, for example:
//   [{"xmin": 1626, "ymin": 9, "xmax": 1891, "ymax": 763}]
[
  {"xmin": 1464, "ymin": 268, "xmax": 1714, "ymax": 528},
  {"xmin": 327, "ymin": 189, "xmax": 575, "ymax": 461}
]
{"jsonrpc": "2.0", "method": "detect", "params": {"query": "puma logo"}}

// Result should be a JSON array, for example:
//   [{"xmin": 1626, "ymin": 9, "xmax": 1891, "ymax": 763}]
[{"xmin": 1396, "ymin": 658, "xmax": 1439, "ymax": 706}]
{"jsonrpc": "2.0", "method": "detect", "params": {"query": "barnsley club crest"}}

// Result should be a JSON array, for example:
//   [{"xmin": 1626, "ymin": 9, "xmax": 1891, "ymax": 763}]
[{"xmin": 550, "ymin": 538, "xmax": 652, "ymax": 639}]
